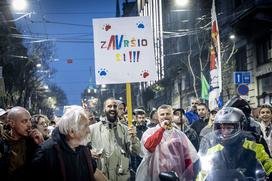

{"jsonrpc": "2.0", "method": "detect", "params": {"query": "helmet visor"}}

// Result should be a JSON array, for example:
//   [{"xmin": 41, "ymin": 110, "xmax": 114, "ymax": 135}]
[{"xmin": 214, "ymin": 123, "xmax": 240, "ymax": 141}]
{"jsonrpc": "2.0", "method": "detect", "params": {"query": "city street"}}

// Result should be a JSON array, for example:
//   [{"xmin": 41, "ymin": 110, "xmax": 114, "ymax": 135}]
[{"xmin": 0, "ymin": 0, "xmax": 272, "ymax": 181}]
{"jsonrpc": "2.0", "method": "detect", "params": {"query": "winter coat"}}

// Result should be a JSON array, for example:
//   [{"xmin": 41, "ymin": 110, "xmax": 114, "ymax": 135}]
[
  {"xmin": 190, "ymin": 118, "xmax": 209, "ymax": 136},
  {"xmin": 31, "ymin": 127, "xmax": 95, "ymax": 181},
  {"xmin": 133, "ymin": 121, "xmax": 148, "ymax": 140},
  {"xmin": 87, "ymin": 117, "xmax": 141, "ymax": 181},
  {"xmin": 0, "ymin": 131, "xmax": 37, "ymax": 181},
  {"xmin": 182, "ymin": 124, "xmax": 199, "ymax": 151}
]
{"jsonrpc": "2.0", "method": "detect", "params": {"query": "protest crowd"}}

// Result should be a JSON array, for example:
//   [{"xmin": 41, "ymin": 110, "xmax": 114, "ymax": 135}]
[{"xmin": 1, "ymin": 96, "xmax": 272, "ymax": 181}]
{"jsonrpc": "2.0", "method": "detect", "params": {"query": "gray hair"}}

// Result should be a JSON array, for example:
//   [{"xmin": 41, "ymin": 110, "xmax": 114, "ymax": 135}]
[
  {"xmin": 157, "ymin": 104, "xmax": 173, "ymax": 114},
  {"xmin": 58, "ymin": 105, "xmax": 87, "ymax": 135}
]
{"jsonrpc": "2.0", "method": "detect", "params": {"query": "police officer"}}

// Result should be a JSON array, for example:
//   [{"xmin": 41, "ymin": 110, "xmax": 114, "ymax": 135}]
[
  {"xmin": 198, "ymin": 107, "xmax": 272, "ymax": 181},
  {"xmin": 224, "ymin": 96, "xmax": 271, "ymax": 156}
]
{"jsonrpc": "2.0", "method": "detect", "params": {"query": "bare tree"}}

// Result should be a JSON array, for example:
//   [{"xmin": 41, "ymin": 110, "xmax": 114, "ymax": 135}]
[{"xmin": 187, "ymin": 36, "xmax": 199, "ymax": 98}]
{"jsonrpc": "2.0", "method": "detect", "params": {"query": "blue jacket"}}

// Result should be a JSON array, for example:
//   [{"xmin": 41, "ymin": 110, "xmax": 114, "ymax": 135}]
[{"xmin": 185, "ymin": 111, "xmax": 199, "ymax": 125}]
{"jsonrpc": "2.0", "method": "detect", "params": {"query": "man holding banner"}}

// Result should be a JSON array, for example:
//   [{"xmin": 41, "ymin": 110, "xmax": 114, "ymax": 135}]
[
  {"xmin": 92, "ymin": 15, "xmax": 158, "ymax": 181},
  {"xmin": 87, "ymin": 98, "xmax": 141, "ymax": 181}
]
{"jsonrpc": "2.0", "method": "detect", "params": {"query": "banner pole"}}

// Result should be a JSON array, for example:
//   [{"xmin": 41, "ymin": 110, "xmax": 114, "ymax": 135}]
[{"xmin": 126, "ymin": 83, "xmax": 133, "ymax": 128}]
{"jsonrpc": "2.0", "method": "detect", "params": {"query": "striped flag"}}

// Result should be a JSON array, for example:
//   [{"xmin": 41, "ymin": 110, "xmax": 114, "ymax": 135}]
[{"xmin": 209, "ymin": 0, "xmax": 222, "ymax": 110}]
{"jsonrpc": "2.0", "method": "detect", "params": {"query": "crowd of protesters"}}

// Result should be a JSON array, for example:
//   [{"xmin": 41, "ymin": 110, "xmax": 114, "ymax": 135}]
[{"xmin": 0, "ymin": 95, "xmax": 272, "ymax": 181}]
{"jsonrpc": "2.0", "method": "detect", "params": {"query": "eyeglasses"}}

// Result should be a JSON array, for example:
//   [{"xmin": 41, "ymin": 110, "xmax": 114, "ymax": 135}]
[{"xmin": 38, "ymin": 122, "xmax": 48, "ymax": 127}]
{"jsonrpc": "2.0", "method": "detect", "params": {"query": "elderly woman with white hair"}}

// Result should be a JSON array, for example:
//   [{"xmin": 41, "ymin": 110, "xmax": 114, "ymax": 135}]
[{"xmin": 31, "ymin": 105, "xmax": 96, "ymax": 181}]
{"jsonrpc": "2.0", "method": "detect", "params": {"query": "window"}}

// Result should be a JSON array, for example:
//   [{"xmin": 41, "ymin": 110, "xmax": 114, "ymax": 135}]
[
  {"xmin": 257, "ymin": 73, "xmax": 272, "ymax": 105},
  {"xmin": 235, "ymin": 47, "xmax": 247, "ymax": 71},
  {"xmin": 256, "ymin": 33, "xmax": 272, "ymax": 66}
]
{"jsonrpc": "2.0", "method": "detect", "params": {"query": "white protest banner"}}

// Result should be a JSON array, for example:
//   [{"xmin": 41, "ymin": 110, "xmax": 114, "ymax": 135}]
[{"xmin": 93, "ymin": 16, "xmax": 157, "ymax": 85}]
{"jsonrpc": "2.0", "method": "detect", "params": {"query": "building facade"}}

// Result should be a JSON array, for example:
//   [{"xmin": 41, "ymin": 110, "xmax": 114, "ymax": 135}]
[
  {"xmin": 137, "ymin": 0, "xmax": 211, "ymax": 109},
  {"xmin": 135, "ymin": 0, "xmax": 272, "ymax": 109},
  {"xmin": 220, "ymin": 0, "xmax": 272, "ymax": 106}
]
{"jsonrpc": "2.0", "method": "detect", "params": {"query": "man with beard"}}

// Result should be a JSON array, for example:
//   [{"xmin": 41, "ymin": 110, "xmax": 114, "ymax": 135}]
[
  {"xmin": 87, "ymin": 98, "xmax": 141, "ymax": 181},
  {"xmin": 185, "ymin": 98, "xmax": 200, "ymax": 125},
  {"xmin": 31, "ymin": 105, "xmax": 96, "ymax": 181},
  {"xmin": 133, "ymin": 109, "xmax": 148, "ymax": 139}
]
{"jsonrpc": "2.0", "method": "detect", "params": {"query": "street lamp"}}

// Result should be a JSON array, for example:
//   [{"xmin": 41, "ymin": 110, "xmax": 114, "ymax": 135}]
[
  {"xmin": 36, "ymin": 63, "xmax": 42, "ymax": 68},
  {"xmin": 6, "ymin": 0, "xmax": 34, "ymax": 22},
  {"xmin": 175, "ymin": 0, "xmax": 189, "ymax": 7},
  {"xmin": 229, "ymin": 34, "xmax": 235, "ymax": 40},
  {"xmin": 11, "ymin": 0, "xmax": 28, "ymax": 11}
]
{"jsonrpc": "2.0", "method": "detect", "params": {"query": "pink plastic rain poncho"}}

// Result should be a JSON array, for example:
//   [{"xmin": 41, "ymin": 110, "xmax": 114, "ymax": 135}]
[{"xmin": 136, "ymin": 125, "xmax": 199, "ymax": 181}]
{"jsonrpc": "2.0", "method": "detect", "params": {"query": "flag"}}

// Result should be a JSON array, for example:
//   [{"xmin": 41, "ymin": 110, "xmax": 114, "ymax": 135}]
[
  {"xmin": 201, "ymin": 72, "xmax": 210, "ymax": 100},
  {"xmin": 209, "ymin": 0, "xmax": 222, "ymax": 110}
]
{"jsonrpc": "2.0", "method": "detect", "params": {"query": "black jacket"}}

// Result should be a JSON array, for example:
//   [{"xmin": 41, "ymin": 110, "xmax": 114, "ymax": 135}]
[
  {"xmin": 199, "ymin": 132, "xmax": 272, "ymax": 180},
  {"xmin": 31, "ymin": 128, "xmax": 96, "ymax": 181},
  {"xmin": 182, "ymin": 124, "xmax": 199, "ymax": 151},
  {"xmin": 133, "ymin": 121, "xmax": 148, "ymax": 140},
  {"xmin": 190, "ymin": 118, "xmax": 209, "ymax": 136},
  {"xmin": 0, "ymin": 131, "xmax": 38, "ymax": 181},
  {"xmin": 208, "ymin": 136, "xmax": 258, "ymax": 179}
]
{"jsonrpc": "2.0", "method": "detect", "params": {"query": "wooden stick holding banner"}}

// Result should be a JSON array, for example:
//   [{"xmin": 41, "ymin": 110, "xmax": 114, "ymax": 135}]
[{"xmin": 126, "ymin": 83, "xmax": 133, "ymax": 128}]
